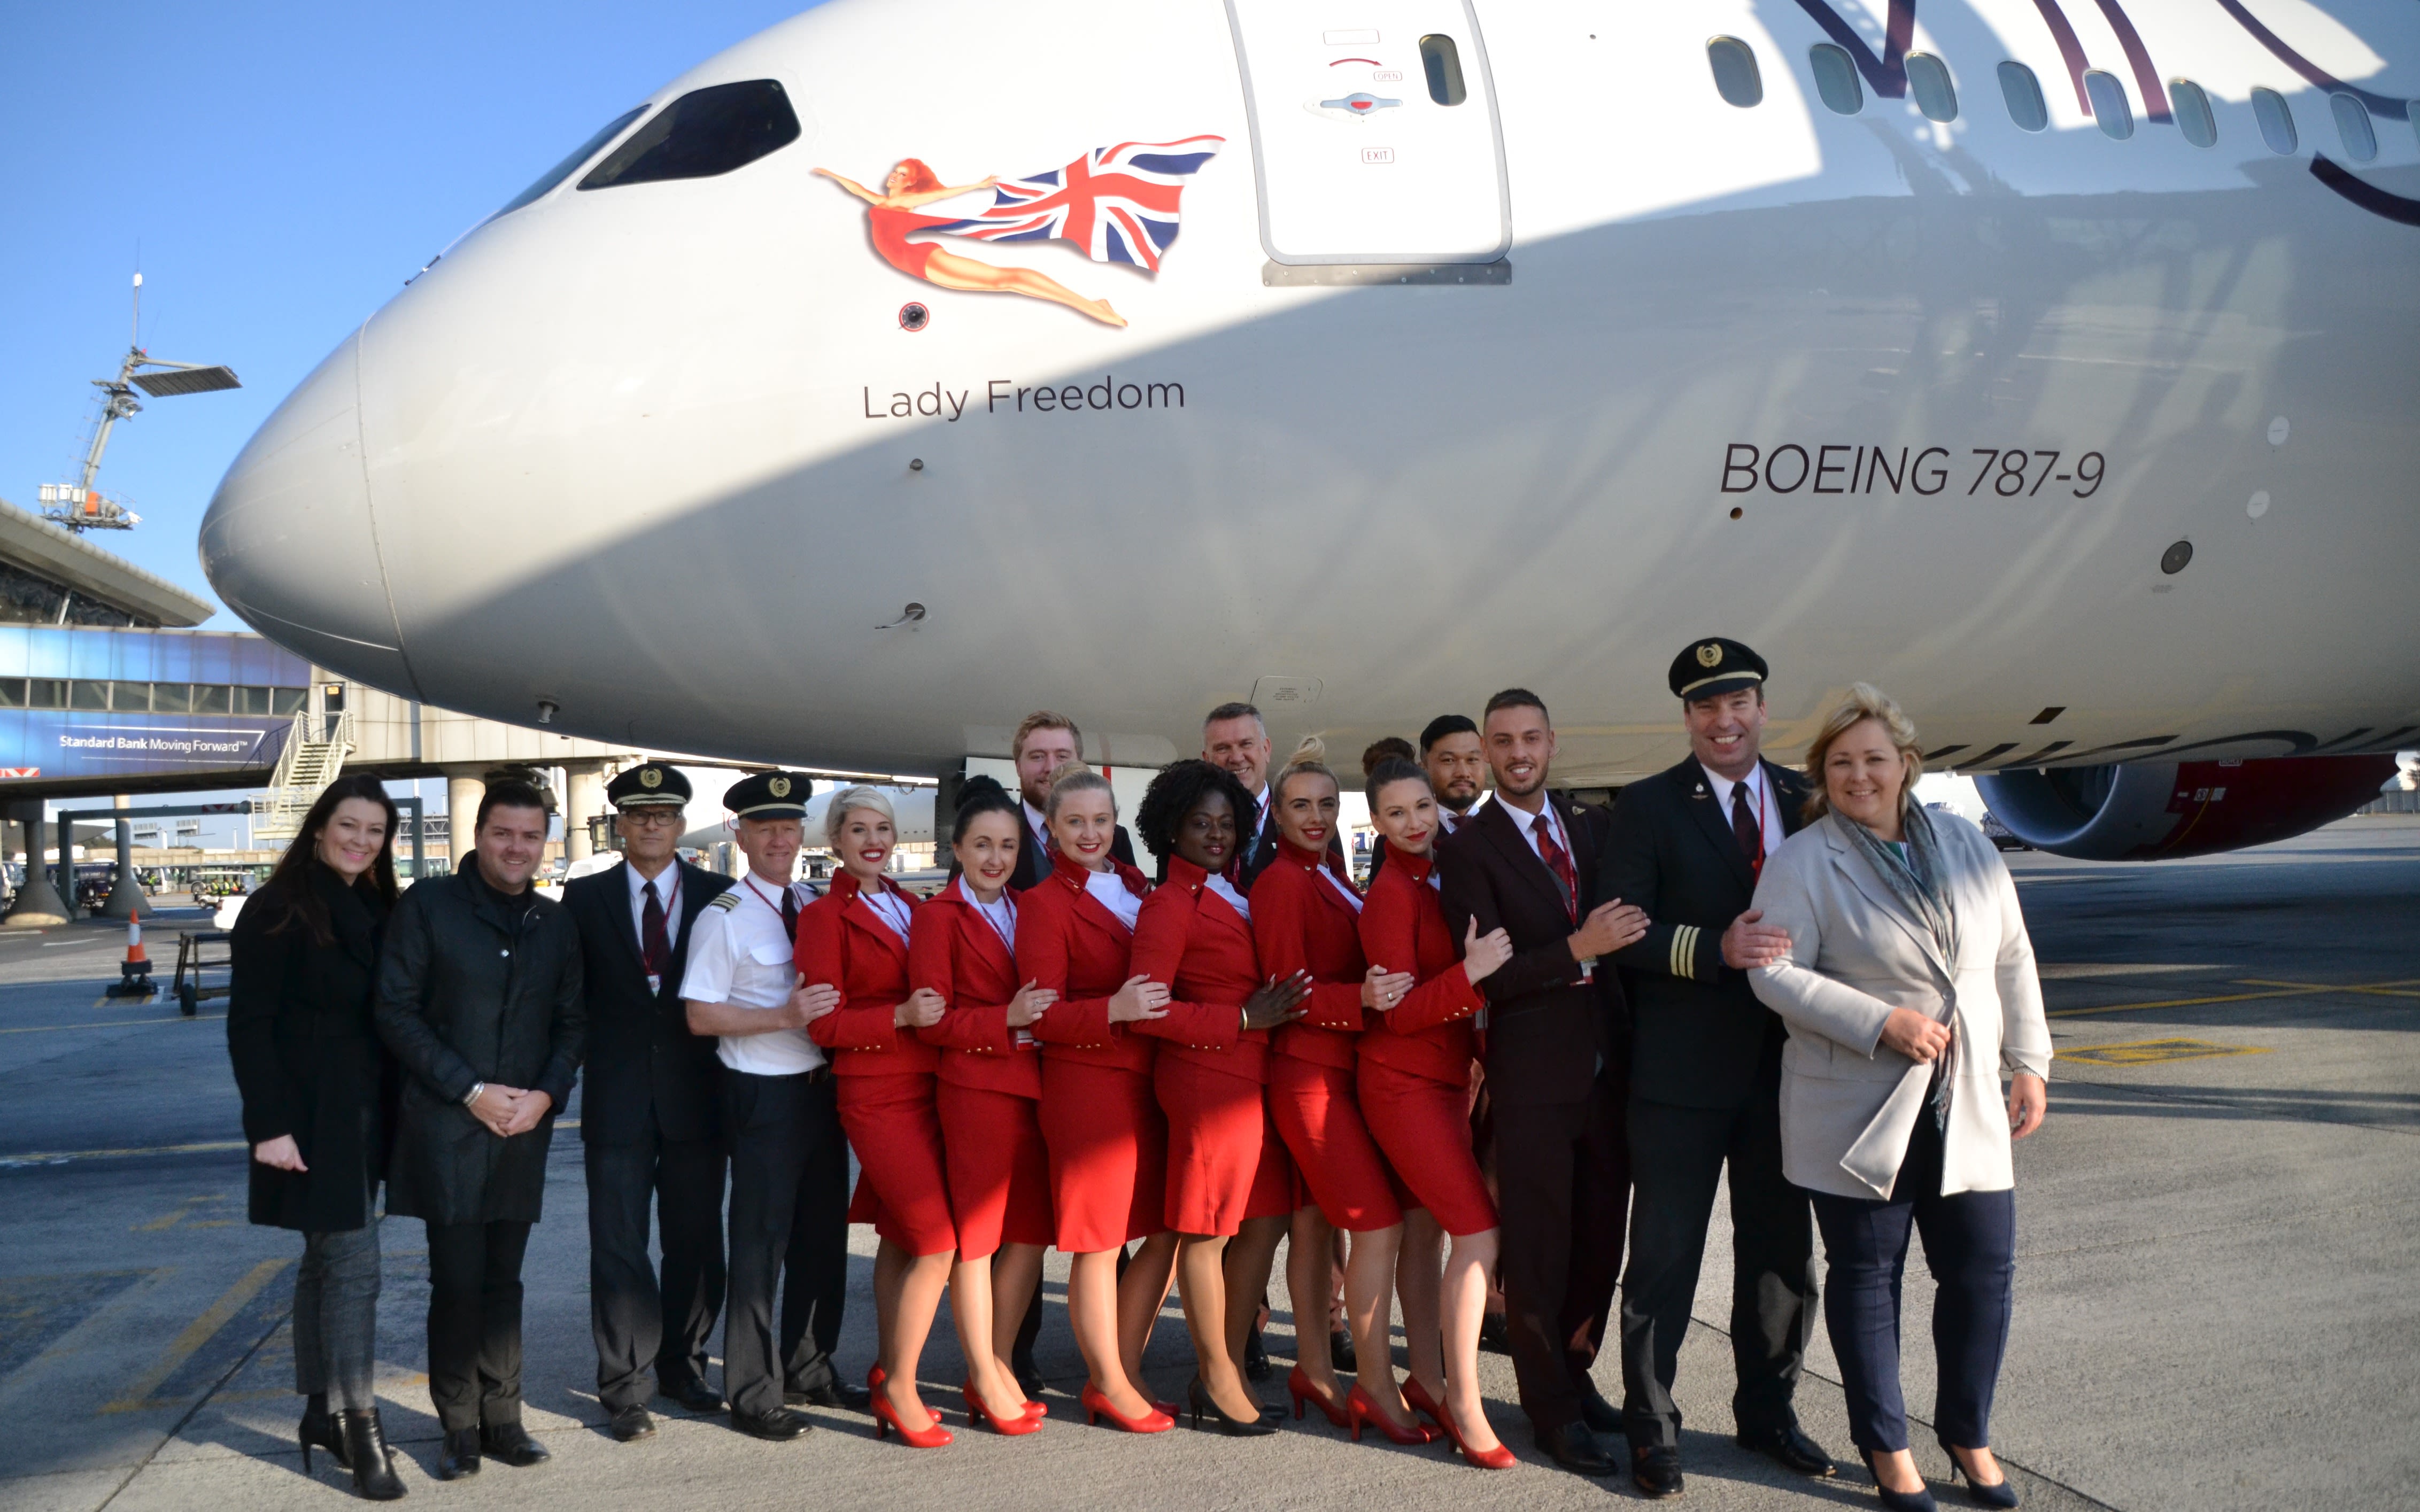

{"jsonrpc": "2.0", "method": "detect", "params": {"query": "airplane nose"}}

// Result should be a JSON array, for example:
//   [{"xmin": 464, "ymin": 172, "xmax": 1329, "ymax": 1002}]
[{"xmin": 199, "ymin": 328, "xmax": 419, "ymax": 694}]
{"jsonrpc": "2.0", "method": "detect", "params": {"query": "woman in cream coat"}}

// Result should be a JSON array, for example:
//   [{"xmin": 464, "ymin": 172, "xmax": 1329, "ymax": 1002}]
[{"xmin": 1749, "ymin": 685, "xmax": 2050, "ymax": 1512}]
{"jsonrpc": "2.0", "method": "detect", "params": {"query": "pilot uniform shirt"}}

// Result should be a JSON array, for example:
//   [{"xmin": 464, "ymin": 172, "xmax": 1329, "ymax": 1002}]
[
  {"xmin": 1699, "ymin": 762, "xmax": 1783, "ymax": 872},
  {"xmin": 626, "ymin": 859, "xmax": 687, "ymax": 997},
  {"xmin": 680, "ymin": 876, "xmax": 826, "ymax": 1077}
]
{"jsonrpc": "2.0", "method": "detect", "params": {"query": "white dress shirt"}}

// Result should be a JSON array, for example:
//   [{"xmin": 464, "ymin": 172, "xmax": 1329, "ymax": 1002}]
[
  {"xmin": 680, "ymin": 874, "xmax": 825, "ymax": 1077},
  {"xmin": 859, "ymin": 882, "xmax": 913, "ymax": 941},
  {"xmin": 625, "ymin": 857, "xmax": 685, "ymax": 993},
  {"xmin": 1203, "ymin": 871, "xmax": 1252, "ymax": 924},
  {"xmin": 1022, "ymin": 799, "xmax": 1055, "ymax": 870},
  {"xmin": 1084, "ymin": 865, "xmax": 1142, "ymax": 929},
  {"xmin": 1700, "ymin": 760, "xmax": 1782, "ymax": 864}
]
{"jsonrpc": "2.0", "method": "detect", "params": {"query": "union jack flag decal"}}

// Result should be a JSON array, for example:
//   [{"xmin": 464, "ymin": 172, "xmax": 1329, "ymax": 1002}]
[{"xmin": 929, "ymin": 137, "xmax": 1224, "ymax": 272}]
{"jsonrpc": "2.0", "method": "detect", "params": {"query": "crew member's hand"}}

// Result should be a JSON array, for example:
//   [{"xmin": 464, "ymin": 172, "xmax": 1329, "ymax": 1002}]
[
  {"xmin": 1362, "ymin": 965, "xmax": 1417, "ymax": 1012},
  {"xmin": 1878, "ymin": 1007, "xmax": 1952, "ymax": 1063},
  {"xmin": 1108, "ymin": 975, "xmax": 1170, "ymax": 1023},
  {"xmin": 469, "ymin": 1082, "xmax": 523, "ymax": 1137},
  {"xmin": 2008, "ymin": 1071, "xmax": 2047, "ymax": 1139},
  {"xmin": 500, "ymin": 1088, "xmax": 553, "ymax": 1138},
  {"xmin": 895, "ymin": 988, "xmax": 947, "ymax": 1029},
  {"xmin": 252, "ymin": 1135, "xmax": 307, "ymax": 1172},
  {"xmin": 1006, "ymin": 981, "xmax": 1057, "ymax": 1028},
  {"xmin": 1241, "ymin": 972, "xmax": 1313, "ymax": 1030},
  {"xmin": 1460, "ymin": 919, "xmax": 1515, "ymax": 986},
  {"xmin": 1570, "ymin": 899, "xmax": 1649, "ymax": 961},
  {"xmin": 782, "ymin": 980, "xmax": 841, "ymax": 1029},
  {"xmin": 1721, "ymin": 909, "xmax": 1792, "ymax": 971}
]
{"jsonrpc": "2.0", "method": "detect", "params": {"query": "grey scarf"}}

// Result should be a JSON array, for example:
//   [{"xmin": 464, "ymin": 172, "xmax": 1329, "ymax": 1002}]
[{"xmin": 1839, "ymin": 801, "xmax": 1961, "ymax": 1129}]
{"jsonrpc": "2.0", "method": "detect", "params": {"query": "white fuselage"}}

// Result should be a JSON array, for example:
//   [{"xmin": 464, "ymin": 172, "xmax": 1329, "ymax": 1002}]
[{"xmin": 199, "ymin": 0, "xmax": 2420, "ymax": 785}]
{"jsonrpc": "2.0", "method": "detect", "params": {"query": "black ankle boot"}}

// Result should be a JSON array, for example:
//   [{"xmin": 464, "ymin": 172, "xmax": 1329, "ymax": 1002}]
[
  {"xmin": 299, "ymin": 1393, "xmax": 350, "ymax": 1473},
  {"xmin": 338, "ymin": 1409, "xmax": 406, "ymax": 1500}
]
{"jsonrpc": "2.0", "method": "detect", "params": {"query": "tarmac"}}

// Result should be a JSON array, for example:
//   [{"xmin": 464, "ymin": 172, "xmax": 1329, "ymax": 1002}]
[{"xmin": 1, "ymin": 816, "xmax": 2414, "ymax": 1511}]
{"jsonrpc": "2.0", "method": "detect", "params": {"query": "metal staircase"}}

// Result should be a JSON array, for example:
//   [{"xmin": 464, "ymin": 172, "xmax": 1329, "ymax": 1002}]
[{"xmin": 250, "ymin": 710, "xmax": 355, "ymax": 841}]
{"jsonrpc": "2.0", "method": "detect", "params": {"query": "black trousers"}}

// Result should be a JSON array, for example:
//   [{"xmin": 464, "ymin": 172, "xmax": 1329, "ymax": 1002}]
[
  {"xmin": 1490, "ymin": 1074, "xmax": 1629, "ymax": 1436},
  {"xmin": 723, "ymin": 1068, "xmax": 849, "ymax": 1418},
  {"xmin": 585, "ymin": 1130, "xmax": 728, "ymax": 1411},
  {"xmin": 1618, "ymin": 1087, "xmax": 1818, "ymax": 1447},
  {"xmin": 424, "ymin": 1219, "xmax": 533, "ymax": 1432},
  {"xmin": 1809, "ymin": 1110, "xmax": 2016, "ymax": 1455}
]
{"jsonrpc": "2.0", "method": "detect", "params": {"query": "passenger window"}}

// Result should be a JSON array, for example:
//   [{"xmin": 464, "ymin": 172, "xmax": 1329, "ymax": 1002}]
[
  {"xmin": 1997, "ymin": 61, "xmax": 2048, "ymax": 132},
  {"xmin": 2330, "ymin": 93, "xmax": 2378, "ymax": 162},
  {"xmin": 579, "ymin": 80, "xmax": 803, "ymax": 190},
  {"xmin": 1418, "ymin": 35, "xmax": 1467, "ymax": 106},
  {"xmin": 2169, "ymin": 80, "xmax": 2217, "ymax": 148},
  {"xmin": 1905, "ymin": 52, "xmax": 1957, "ymax": 122},
  {"xmin": 2084, "ymin": 71, "xmax": 2133, "ymax": 139},
  {"xmin": 492, "ymin": 105, "xmax": 647, "ymax": 219},
  {"xmin": 2251, "ymin": 87, "xmax": 2298, "ymax": 154},
  {"xmin": 1706, "ymin": 37, "xmax": 1763, "ymax": 108},
  {"xmin": 1809, "ymin": 43, "xmax": 1863, "ymax": 115}
]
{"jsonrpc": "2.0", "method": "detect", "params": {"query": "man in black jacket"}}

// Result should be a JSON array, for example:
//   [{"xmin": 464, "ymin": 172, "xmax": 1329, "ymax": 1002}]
[
  {"xmin": 375, "ymin": 779, "xmax": 584, "ymax": 1481},
  {"xmin": 1598, "ymin": 640, "xmax": 1832, "ymax": 1498},
  {"xmin": 565, "ymin": 763, "xmax": 733, "ymax": 1441},
  {"xmin": 1005, "ymin": 710, "xmax": 1138, "ymax": 890}
]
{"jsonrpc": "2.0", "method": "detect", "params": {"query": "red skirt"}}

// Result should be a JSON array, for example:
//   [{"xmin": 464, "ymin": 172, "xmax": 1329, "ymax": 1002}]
[
  {"xmin": 837, "ymin": 1072, "xmax": 957, "ymax": 1257},
  {"xmin": 1156, "ymin": 1056, "xmax": 1295, "ymax": 1237},
  {"xmin": 1269, "ymin": 1054, "xmax": 1405, "ymax": 1231},
  {"xmin": 1038, "ymin": 1058, "xmax": 1167, "ymax": 1253},
  {"xmin": 1358, "ymin": 1060, "xmax": 1497, "ymax": 1237},
  {"xmin": 936, "ymin": 1081, "xmax": 1053, "ymax": 1259}
]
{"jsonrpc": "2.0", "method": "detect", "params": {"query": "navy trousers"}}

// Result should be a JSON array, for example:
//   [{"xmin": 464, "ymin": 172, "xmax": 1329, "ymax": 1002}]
[{"xmin": 1807, "ymin": 1111, "xmax": 2015, "ymax": 1455}]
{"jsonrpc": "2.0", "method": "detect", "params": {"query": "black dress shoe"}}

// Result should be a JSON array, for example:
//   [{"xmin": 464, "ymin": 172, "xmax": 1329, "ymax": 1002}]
[
  {"xmin": 437, "ymin": 1426, "xmax": 482, "ymax": 1480},
  {"xmin": 1185, "ymin": 1374, "xmax": 1278, "ymax": 1437},
  {"xmin": 785, "ymin": 1378, "xmax": 872, "ymax": 1409},
  {"xmin": 1328, "ymin": 1327, "xmax": 1357, "ymax": 1373},
  {"xmin": 1536, "ymin": 1421, "xmax": 1617, "ymax": 1476},
  {"xmin": 1242, "ymin": 1325, "xmax": 1270, "ymax": 1382},
  {"xmin": 659, "ymin": 1376, "xmax": 726, "ymax": 1414},
  {"xmin": 1632, "ymin": 1443, "xmax": 1686, "ymax": 1499},
  {"xmin": 608, "ymin": 1405, "xmax": 656, "ymax": 1442},
  {"xmin": 731, "ymin": 1406, "xmax": 813, "ymax": 1441},
  {"xmin": 480, "ymin": 1421, "xmax": 551, "ymax": 1467},
  {"xmin": 1575, "ymin": 1380, "xmax": 1623, "ymax": 1434},
  {"xmin": 1010, "ymin": 1347, "xmax": 1044, "ymax": 1398},
  {"xmin": 1478, "ymin": 1312, "xmax": 1510, "ymax": 1356},
  {"xmin": 1737, "ymin": 1422, "xmax": 1837, "ymax": 1477},
  {"xmin": 1941, "ymin": 1445, "xmax": 2020, "ymax": 1509}
]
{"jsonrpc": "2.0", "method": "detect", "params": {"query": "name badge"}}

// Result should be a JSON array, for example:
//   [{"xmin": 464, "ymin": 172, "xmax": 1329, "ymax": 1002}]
[{"xmin": 647, "ymin": 973, "xmax": 663, "ymax": 996}]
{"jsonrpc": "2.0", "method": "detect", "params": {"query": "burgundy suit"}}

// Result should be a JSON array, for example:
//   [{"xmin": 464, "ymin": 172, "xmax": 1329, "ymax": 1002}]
[
  {"xmin": 1254, "ymin": 839, "xmax": 1404, "ymax": 1231},
  {"xmin": 910, "ymin": 880, "xmax": 1051, "ymax": 1258},
  {"xmin": 1015, "ymin": 858, "xmax": 1167, "ymax": 1252},
  {"xmin": 1437, "ymin": 793, "xmax": 1631, "ymax": 1435},
  {"xmin": 798, "ymin": 875, "xmax": 956, "ymax": 1257}
]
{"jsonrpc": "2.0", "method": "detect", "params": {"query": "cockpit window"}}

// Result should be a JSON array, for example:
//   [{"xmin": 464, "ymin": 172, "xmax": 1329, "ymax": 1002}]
[
  {"xmin": 578, "ymin": 80, "xmax": 802, "ymax": 190},
  {"xmin": 491, "ymin": 105, "xmax": 648, "ymax": 220}
]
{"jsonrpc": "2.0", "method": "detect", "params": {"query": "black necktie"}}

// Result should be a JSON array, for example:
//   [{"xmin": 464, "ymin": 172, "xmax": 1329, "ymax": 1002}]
[
  {"xmin": 779, "ymin": 887, "xmax": 800, "ymax": 944},
  {"xmin": 1731, "ymin": 783, "xmax": 1764, "ymax": 875},
  {"xmin": 640, "ymin": 878, "xmax": 670, "ymax": 979}
]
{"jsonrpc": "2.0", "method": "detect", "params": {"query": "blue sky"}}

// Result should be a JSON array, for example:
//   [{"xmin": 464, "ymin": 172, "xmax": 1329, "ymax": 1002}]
[{"xmin": 0, "ymin": 1, "xmax": 812, "ymax": 626}]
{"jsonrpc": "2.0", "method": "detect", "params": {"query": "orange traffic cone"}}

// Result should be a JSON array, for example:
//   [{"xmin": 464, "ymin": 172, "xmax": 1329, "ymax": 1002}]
[{"xmin": 107, "ymin": 908, "xmax": 154, "ymax": 998}]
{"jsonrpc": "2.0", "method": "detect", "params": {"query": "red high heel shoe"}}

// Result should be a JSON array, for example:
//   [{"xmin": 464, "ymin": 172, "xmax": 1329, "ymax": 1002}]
[
  {"xmin": 1079, "ymin": 1383, "xmax": 1173, "ymax": 1434},
  {"xmin": 1346, "ymin": 1384, "xmax": 1436, "ymax": 1445},
  {"xmin": 1287, "ymin": 1366, "xmax": 1351, "ymax": 1428},
  {"xmin": 961, "ymin": 1382, "xmax": 1042, "ymax": 1437},
  {"xmin": 1429, "ymin": 1395, "xmax": 1516, "ymax": 1470},
  {"xmin": 870, "ymin": 1370, "xmax": 953, "ymax": 1448},
  {"xmin": 1401, "ymin": 1376, "xmax": 1451, "ymax": 1436}
]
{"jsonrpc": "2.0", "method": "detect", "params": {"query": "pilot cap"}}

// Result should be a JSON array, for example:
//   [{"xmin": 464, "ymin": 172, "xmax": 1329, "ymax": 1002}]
[
  {"xmin": 606, "ymin": 761, "xmax": 691, "ymax": 810},
  {"xmin": 1669, "ymin": 638, "xmax": 1768, "ymax": 702},
  {"xmin": 725, "ymin": 770, "xmax": 811, "ymax": 820}
]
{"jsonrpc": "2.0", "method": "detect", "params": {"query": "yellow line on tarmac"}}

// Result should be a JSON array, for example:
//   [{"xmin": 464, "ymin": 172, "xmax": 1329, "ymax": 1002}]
[
  {"xmin": 0, "ymin": 1014, "xmax": 223, "ymax": 1034},
  {"xmin": 2235, "ymin": 978, "xmax": 2420, "ymax": 999},
  {"xmin": 100, "ymin": 1257, "xmax": 291, "ymax": 1414},
  {"xmin": 2045, "ymin": 978, "xmax": 2420, "ymax": 1019}
]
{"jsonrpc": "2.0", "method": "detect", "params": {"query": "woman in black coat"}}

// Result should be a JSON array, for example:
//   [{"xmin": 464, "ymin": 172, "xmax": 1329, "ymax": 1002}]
[{"xmin": 226, "ymin": 774, "xmax": 407, "ymax": 1500}]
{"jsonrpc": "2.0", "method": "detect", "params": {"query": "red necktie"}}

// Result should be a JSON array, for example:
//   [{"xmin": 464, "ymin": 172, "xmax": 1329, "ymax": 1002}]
[
  {"xmin": 1533, "ymin": 813, "xmax": 1577, "ymax": 922},
  {"xmin": 1731, "ymin": 784, "xmax": 1765, "ymax": 878},
  {"xmin": 779, "ymin": 887, "xmax": 800, "ymax": 944},
  {"xmin": 640, "ymin": 877, "xmax": 670, "ymax": 979}
]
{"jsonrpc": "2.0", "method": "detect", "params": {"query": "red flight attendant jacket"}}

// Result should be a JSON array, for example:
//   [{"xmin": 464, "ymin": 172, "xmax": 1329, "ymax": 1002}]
[
  {"xmin": 1017, "ymin": 858, "xmax": 1155, "ymax": 1073},
  {"xmin": 798, "ymin": 873, "xmax": 938, "ymax": 1076},
  {"xmin": 909, "ymin": 877, "xmax": 1041, "ymax": 1098},
  {"xmin": 1129, "ymin": 856, "xmax": 1269, "ymax": 1080},
  {"xmin": 1252, "ymin": 838, "xmax": 1370, "ymax": 1071},
  {"xmin": 1357, "ymin": 847, "xmax": 1485, "ymax": 1087}
]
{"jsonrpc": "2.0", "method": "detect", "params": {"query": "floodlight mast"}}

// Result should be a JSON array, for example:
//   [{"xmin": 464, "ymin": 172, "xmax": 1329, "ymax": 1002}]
[{"xmin": 42, "ymin": 271, "xmax": 242, "ymax": 532}]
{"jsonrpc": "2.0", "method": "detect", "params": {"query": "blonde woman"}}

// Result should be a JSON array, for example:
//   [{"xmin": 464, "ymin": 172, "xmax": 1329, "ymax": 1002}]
[{"xmin": 1749, "ymin": 686, "xmax": 2048, "ymax": 1511}]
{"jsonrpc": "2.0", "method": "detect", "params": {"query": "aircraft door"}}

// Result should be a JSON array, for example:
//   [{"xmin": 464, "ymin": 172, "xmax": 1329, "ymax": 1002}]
[{"xmin": 1224, "ymin": 0, "xmax": 1510, "ymax": 265}]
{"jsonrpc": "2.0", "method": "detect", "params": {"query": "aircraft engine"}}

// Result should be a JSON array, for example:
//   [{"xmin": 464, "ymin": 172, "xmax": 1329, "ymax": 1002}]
[{"xmin": 1974, "ymin": 754, "xmax": 2395, "ymax": 862}]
